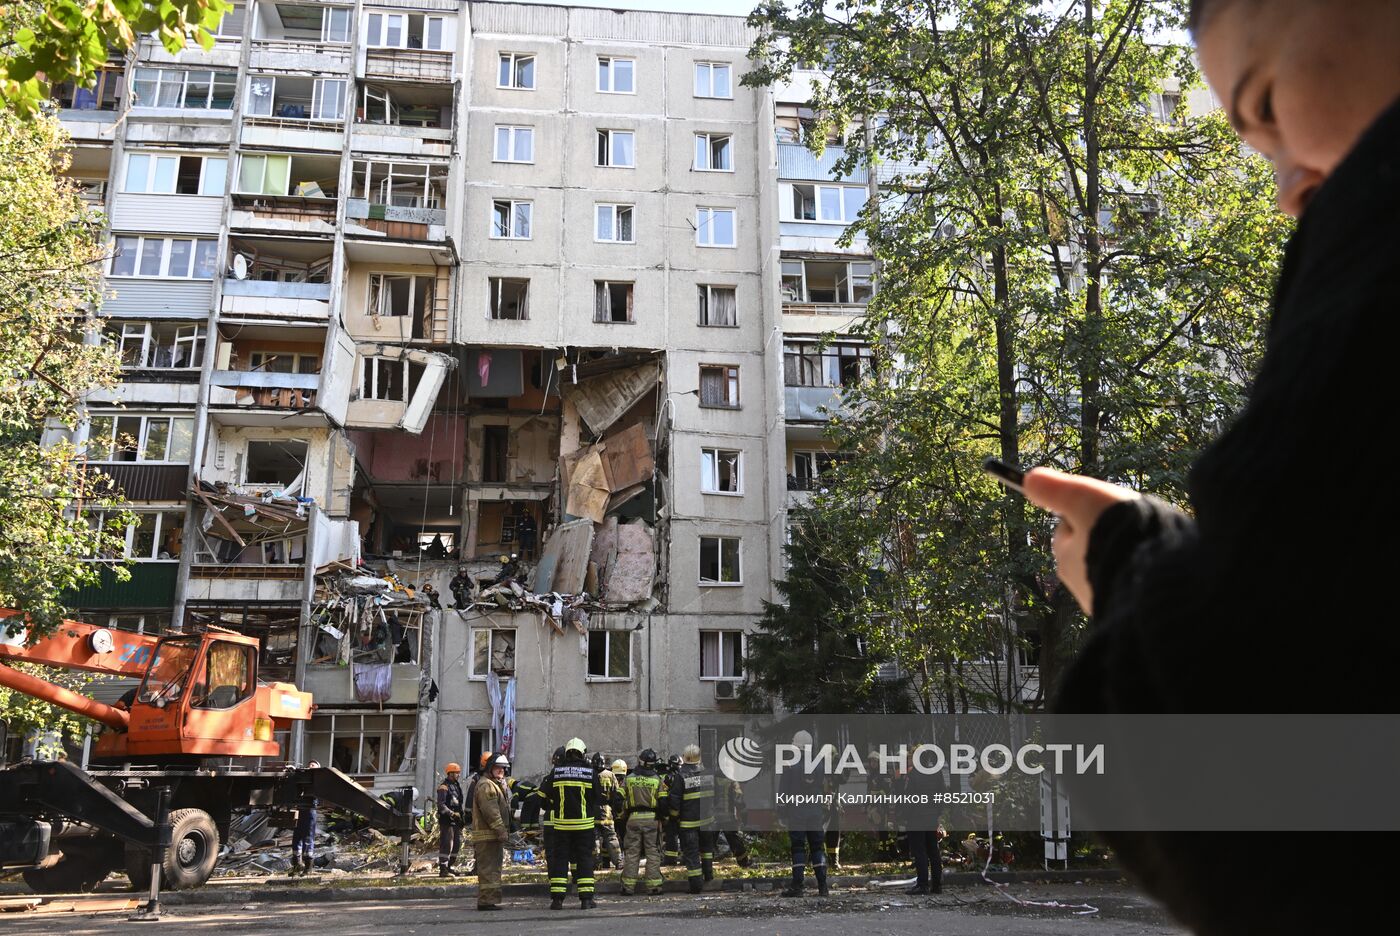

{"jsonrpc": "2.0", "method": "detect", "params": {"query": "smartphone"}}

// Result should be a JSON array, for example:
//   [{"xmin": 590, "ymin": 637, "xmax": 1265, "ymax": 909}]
[{"xmin": 982, "ymin": 457, "xmax": 1026, "ymax": 495}]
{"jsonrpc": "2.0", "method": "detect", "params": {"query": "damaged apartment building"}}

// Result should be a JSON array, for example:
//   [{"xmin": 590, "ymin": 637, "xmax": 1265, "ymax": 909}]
[{"xmin": 44, "ymin": 1, "xmax": 884, "ymax": 786}]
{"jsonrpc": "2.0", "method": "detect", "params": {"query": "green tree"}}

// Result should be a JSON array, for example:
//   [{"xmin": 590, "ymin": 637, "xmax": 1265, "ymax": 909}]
[
  {"xmin": 745, "ymin": 0, "xmax": 1289, "ymax": 710},
  {"xmin": 1, "ymin": 108, "xmax": 131, "ymax": 644},
  {"xmin": 0, "ymin": 0, "xmax": 229, "ymax": 114},
  {"xmin": 740, "ymin": 507, "xmax": 913, "ymax": 714}
]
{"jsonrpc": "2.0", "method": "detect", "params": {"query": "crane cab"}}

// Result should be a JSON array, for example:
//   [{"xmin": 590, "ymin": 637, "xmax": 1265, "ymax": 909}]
[{"xmin": 94, "ymin": 630, "xmax": 311, "ymax": 762}]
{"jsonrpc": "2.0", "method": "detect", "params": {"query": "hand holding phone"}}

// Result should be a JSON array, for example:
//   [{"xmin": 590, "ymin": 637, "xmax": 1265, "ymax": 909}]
[{"xmin": 982, "ymin": 457, "xmax": 1025, "ymax": 495}]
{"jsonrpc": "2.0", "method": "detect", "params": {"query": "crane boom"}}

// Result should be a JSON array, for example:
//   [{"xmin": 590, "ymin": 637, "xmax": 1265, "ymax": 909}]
[{"xmin": 0, "ymin": 610, "xmax": 160, "ymax": 677}]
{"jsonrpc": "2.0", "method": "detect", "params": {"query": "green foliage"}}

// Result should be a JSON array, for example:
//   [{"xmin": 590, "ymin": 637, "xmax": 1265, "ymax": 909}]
[
  {"xmin": 0, "ymin": 0, "xmax": 229, "ymax": 114},
  {"xmin": 740, "ymin": 508, "xmax": 914, "ymax": 715},
  {"xmin": 0, "ymin": 662, "xmax": 112, "ymax": 752},
  {"xmin": 0, "ymin": 108, "xmax": 132, "ymax": 646},
  {"xmin": 745, "ymin": 1, "xmax": 1289, "ymax": 710}
]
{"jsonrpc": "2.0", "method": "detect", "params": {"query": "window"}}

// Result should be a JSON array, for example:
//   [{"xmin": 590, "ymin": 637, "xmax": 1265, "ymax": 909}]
[
  {"xmin": 361, "ymin": 356, "xmax": 409, "ymax": 401},
  {"xmin": 312, "ymin": 78, "xmax": 346, "ymax": 120},
  {"xmin": 108, "ymin": 236, "xmax": 217, "ymax": 279},
  {"xmin": 593, "ymin": 281, "xmax": 634, "ymax": 323},
  {"xmin": 130, "ymin": 68, "xmax": 237, "ymax": 110},
  {"xmin": 307, "ymin": 713, "xmax": 417, "ymax": 776},
  {"xmin": 352, "ymin": 159, "xmax": 445, "ymax": 209},
  {"xmin": 696, "ymin": 208, "xmax": 735, "ymax": 247},
  {"xmin": 90, "ymin": 509, "xmax": 186, "ymax": 561},
  {"xmin": 595, "ymin": 129, "xmax": 635, "ymax": 168},
  {"xmin": 493, "ymin": 125, "xmax": 534, "ymax": 163},
  {"xmin": 368, "ymin": 273, "xmax": 435, "ymax": 318},
  {"xmin": 587, "ymin": 630, "xmax": 631, "ymax": 680},
  {"xmin": 780, "ymin": 259, "xmax": 874, "ymax": 304},
  {"xmin": 212, "ymin": 4, "xmax": 246, "ymax": 39},
  {"xmin": 789, "ymin": 183, "xmax": 866, "ymax": 223},
  {"xmin": 491, "ymin": 199, "xmax": 532, "ymax": 239},
  {"xmin": 236, "ymin": 154, "xmax": 291, "ymax": 195},
  {"xmin": 192, "ymin": 641, "xmax": 253, "ymax": 710},
  {"xmin": 489, "ymin": 278, "xmax": 529, "ymax": 320},
  {"xmin": 694, "ymin": 62, "xmax": 733, "ymax": 99},
  {"xmin": 470, "ymin": 628, "xmax": 517, "ymax": 678},
  {"xmin": 699, "ymin": 365, "xmax": 739, "ymax": 408},
  {"xmin": 86, "ymin": 415, "xmax": 194, "ymax": 463},
  {"xmin": 123, "ymin": 153, "xmax": 226, "ymax": 196},
  {"xmin": 694, "ymin": 133, "xmax": 733, "ymax": 171},
  {"xmin": 790, "ymin": 450, "xmax": 849, "ymax": 491},
  {"xmin": 597, "ymin": 56, "xmax": 634, "ymax": 94},
  {"xmin": 701, "ymin": 448, "xmax": 742, "ymax": 495},
  {"xmin": 697, "ymin": 285, "xmax": 737, "ymax": 327},
  {"xmin": 700, "ymin": 630, "xmax": 744, "ymax": 677},
  {"xmin": 248, "ymin": 351, "xmax": 319, "ymax": 374},
  {"xmin": 595, "ymin": 204, "xmax": 634, "ymax": 243},
  {"xmin": 109, "ymin": 322, "xmax": 206, "ymax": 369},
  {"xmin": 783, "ymin": 341, "xmax": 874, "ymax": 388},
  {"xmin": 498, "ymin": 52, "xmax": 535, "ymax": 89},
  {"xmin": 322, "ymin": 6, "xmax": 352, "ymax": 43},
  {"xmin": 364, "ymin": 12, "xmax": 445, "ymax": 50}
]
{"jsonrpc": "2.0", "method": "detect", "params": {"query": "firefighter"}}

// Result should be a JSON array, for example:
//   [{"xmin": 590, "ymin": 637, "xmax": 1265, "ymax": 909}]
[
  {"xmin": 472, "ymin": 754, "xmax": 511, "ymax": 911},
  {"xmin": 610, "ymin": 759, "xmax": 631, "ymax": 845},
  {"xmin": 437, "ymin": 762, "xmax": 466, "ymax": 877},
  {"xmin": 661, "ymin": 753, "xmax": 682, "ymax": 865},
  {"xmin": 777, "ymin": 731, "xmax": 828, "ymax": 897},
  {"xmin": 289, "ymin": 760, "xmax": 321, "ymax": 876},
  {"xmin": 670, "ymin": 744, "xmax": 716, "ymax": 893},
  {"xmin": 540, "ymin": 737, "xmax": 603, "ymax": 910},
  {"xmin": 619, "ymin": 749, "xmax": 665, "ymax": 896},
  {"xmin": 592, "ymin": 752, "xmax": 624, "ymax": 870}
]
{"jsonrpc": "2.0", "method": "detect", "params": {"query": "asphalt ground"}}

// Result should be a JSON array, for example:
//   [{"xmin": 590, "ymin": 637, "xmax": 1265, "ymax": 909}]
[{"xmin": 0, "ymin": 881, "xmax": 1188, "ymax": 934}]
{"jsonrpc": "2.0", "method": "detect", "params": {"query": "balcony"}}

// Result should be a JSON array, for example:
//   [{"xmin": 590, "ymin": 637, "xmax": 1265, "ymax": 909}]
[
  {"xmin": 364, "ymin": 48, "xmax": 454, "ymax": 83},
  {"xmin": 230, "ymin": 194, "xmax": 337, "ymax": 236},
  {"xmin": 351, "ymin": 82, "xmax": 454, "ymax": 158},
  {"xmin": 242, "ymin": 75, "xmax": 347, "ymax": 151},
  {"xmin": 345, "ymin": 199, "xmax": 446, "ymax": 242},
  {"xmin": 210, "ymin": 370, "xmax": 318, "ymax": 408},
  {"xmin": 222, "ymin": 237, "xmax": 334, "ymax": 320},
  {"xmin": 63, "ymin": 563, "xmax": 180, "ymax": 609}
]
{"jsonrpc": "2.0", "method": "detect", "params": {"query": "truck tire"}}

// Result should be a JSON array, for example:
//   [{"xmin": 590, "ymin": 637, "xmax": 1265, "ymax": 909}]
[
  {"xmin": 21, "ymin": 839, "xmax": 116, "ymax": 894},
  {"xmin": 124, "ymin": 808, "xmax": 220, "ymax": 891}
]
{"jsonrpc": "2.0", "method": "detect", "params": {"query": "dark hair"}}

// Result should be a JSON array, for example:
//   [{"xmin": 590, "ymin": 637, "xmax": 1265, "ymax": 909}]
[{"xmin": 1188, "ymin": 0, "xmax": 1264, "ymax": 34}]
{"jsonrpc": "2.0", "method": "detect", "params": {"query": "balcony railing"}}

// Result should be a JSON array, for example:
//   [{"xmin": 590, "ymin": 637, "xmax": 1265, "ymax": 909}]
[
  {"xmin": 364, "ymin": 48, "xmax": 454, "ymax": 82},
  {"xmin": 210, "ymin": 371, "xmax": 318, "ymax": 410},
  {"xmin": 222, "ymin": 280, "xmax": 331, "ymax": 301},
  {"xmin": 345, "ymin": 198, "xmax": 446, "ymax": 241}
]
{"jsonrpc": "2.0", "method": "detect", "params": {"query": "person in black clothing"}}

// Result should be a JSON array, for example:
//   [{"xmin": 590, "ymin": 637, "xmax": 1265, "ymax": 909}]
[
  {"xmin": 540, "ymin": 737, "xmax": 603, "ymax": 910},
  {"xmin": 436, "ymin": 762, "xmax": 466, "ymax": 877},
  {"xmin": 448, "ymin": 565, "xmax": 471, "ymax": 609},
  {"xmin": 1022, "ymin": 3, "xmax": 1400, "ymax": 934},
  {"xmin": 776, "ymin": 731, "xmax": 828, "ymax": 898},
  {"xmin": 900, "ymin": 748, "xmax": 943, "ymax": 895}
]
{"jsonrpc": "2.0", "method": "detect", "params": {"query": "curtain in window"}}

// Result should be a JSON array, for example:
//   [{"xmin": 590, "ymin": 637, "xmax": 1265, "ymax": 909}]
[
  {"xmin": 701, "ymin": 632, "xmax": 719, "ymax": 676},
  {"xmin": 699, "ymin": 369, "xmax": 725, "ymax": 405},
  {"xmin": 711, "ymin": 288, "xmax": 736, "ymax": 326}
]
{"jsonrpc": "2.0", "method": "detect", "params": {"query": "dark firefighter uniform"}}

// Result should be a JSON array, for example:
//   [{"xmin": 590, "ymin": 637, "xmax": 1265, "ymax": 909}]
[
  {"xmin": 540, "ymin": 752, "xmax": 603, "ymax": 908},
  {"xmin": 661, "ymin": 756, "xmax": 682, "ymax": 864},
  {"xmin": 670, "ymin": 758, "xmax": 716, "ymax": 892},
  {"xmin": 436, "ymin": 770, "xmax": 466, "ymax": 875}
]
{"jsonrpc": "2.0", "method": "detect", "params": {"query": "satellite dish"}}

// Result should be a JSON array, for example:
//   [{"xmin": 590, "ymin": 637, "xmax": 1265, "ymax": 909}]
[{"xmin": 232, "ymin": 254, "xmax": 249, "ymax": 279}]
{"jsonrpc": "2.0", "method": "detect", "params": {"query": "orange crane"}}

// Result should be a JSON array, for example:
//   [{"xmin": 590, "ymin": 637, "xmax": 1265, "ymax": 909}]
[{"xmin": 0, "ymin": 611, "xmax": 413, "ymax": 894}]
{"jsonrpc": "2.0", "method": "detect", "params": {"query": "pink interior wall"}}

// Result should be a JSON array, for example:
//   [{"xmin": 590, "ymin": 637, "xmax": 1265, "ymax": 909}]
[{"xmin": 351, "ymin": 415, "xmax": 466, "ymax": 482}]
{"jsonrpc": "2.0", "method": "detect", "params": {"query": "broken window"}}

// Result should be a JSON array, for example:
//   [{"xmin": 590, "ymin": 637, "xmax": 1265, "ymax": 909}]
[
  {"xmin": 109, "ymin": 322, "xmax": 206, "ymax": 369},
  {"xmin": 779, "ymin": 259, "xmax": 874, "ymax": 304},
  {"xmin": 491, "ymin": 199, "xmax": 532, "ymax": 239},
  {"xmin": 697, "ymin": 285, "xmax": 737, "ymax": 327},
  {"xmin": 699, "ymin": 365, "xmax": 740, "ymax": 408},
  {"xmin": 244, "ymin": 440, "xmax": 307, "ymax": 486},
  {"xmin": 471, "ymin": 628, "xmax": 516, "ymax": 677},
  {"xmin": 699, "ymin": 536, "xmax": 741, "ymax": 585},
  {"xmin": 352, "ymin": 159, "xmax": 446, "ymax": 209},
  {"xmin": 784, "ymin": 341, "xmax": 873, "ymax": 388},
  {"xmin": 790, "ymin": 450, "xmax": 849, "ymax": 491},
  {"xmin": 307, "ymin": 712, "xmax": 417, "ymax": 776},
  {"xmin": 185, "ymin": 603, "xmax": 298, "ymax": 681},
  {"xmin": 248, "ymin": 351, "xmax": 319, "ymax": 374},
  {"xmin": 587, "ymin": 630, "xmax": 632, "ymax": 680},
  {"xmin": 694, "ymin": 133, "xmax": 732, "ymax": 171},
  {"xmin": 368, "ymin": 273, "xmax": 434, "ymax": 318},
  {"xmin": 90, "ymin": 509, "xmax": 185, "ymax": 560},
  {"xmin": 489, "ymin": 278, "xmax": 529, "ymax": 320},
  {"xmin": 701, "ymin": 448, "xmax": 742, "ymax": 495},
  {"xmin": 361, "ymin": 356, "xmax": 409, "ymax": 402},
  {"xmin": 700, "ymin": 630, "xmax": 745, "ymax": 678},
  {"xmin": 594, "ymin": 281, "xmax": 634, "ymax": 323},
  {"xmin": 86, "ymin": 414, "xmax": 193, "ymax": 463}
]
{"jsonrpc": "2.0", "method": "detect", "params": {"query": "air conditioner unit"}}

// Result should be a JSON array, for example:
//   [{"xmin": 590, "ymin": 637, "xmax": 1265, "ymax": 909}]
[{"xmin": 713, "ymin": 680, "xmax": 740, "ymax": 701}]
